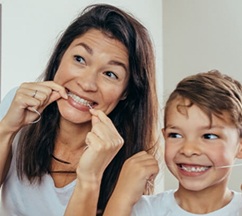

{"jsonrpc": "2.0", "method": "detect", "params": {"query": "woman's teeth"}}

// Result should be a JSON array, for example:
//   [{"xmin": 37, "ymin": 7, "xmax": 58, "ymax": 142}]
[{"xmin": 67, "ymin": 92, "xmax": 93, "ymax": 107}]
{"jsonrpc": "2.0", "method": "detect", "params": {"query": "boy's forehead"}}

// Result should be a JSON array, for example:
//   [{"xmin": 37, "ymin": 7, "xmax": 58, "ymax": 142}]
[{"xmin": 166, "ymin": 99, "xmax": 234, "ymax": 126}]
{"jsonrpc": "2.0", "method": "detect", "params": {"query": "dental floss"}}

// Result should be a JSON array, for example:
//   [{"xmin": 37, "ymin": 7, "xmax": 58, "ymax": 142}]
[
  {"xmin": 29, "ymin": 108, "xmax": 41, "ymax": 124},
  {"xmin": 87, "ymin": 104, "xmax": 93, "ymax": 109},
  {"xmin": 145, "ymin": 178, "xmax": 154, "ymax": 195},
  {"xmin": 215, "ymin": 163, "xmax": 242, "ymax": 169}
]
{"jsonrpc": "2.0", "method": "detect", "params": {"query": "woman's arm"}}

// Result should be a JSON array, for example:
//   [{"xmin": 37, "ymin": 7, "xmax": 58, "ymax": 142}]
[
  {"xmin": 0, "ymin": 82, "xmax": 67, "ymax": 186},
  {"xmin": 64, "ymin": 178, "xmax": 101, "ymax": 215},
  {"xmin": 103, "ymin": 151, "xmax": 159, "ymax": 216},
  {"xmin": 0, "ymin": 88, "xmax": 19, "ymax": 185},
  {"xmin": 65, "ymin": 109, "xmax": 124, "ymax": 216},
  {"xmin": 0, "ymin": 121, "xmax": 15, "ymax": 185}
]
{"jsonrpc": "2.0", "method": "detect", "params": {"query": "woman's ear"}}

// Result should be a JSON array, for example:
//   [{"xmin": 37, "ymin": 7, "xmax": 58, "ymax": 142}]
[
  {"xmin": 236, "ymin": 138, "xmax": 242, "ymax": 159},
  {"xmin": 161, "ymin": 128, "xmax": 165, "ymax": 138},
  {"xmin": 120, "ymin": 92, "xmax": 127, "ymax": 101}
]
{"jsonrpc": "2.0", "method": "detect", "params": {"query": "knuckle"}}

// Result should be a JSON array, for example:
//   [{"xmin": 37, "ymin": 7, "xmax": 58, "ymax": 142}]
[{"xmin": 20, "ymin": 82, "xmax": 30, "ymax": 88}]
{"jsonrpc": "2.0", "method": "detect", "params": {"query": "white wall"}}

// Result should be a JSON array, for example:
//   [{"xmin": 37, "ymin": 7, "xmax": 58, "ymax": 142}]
[
  {"xmin": 0, "ymin": 0, "xmax": 163, "ymax": 102},
  {"xmin": 163, "ymin": 0, "xmax": 242, "ymax": 191}
]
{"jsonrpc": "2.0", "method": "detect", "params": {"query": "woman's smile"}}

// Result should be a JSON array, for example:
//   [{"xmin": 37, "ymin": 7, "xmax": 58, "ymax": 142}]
[
  {"xmin": 67, "ymin": 90, "xmax": 96, "ymax": 108},
  {"xmin": 54, "ymin": 29, "xmax": 129, "ymax": 123}
]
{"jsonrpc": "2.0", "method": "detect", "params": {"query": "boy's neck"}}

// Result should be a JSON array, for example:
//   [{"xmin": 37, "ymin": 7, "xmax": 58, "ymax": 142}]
[{"xmin": 174, "ymin": 186, "xmax": 233, "ymax": 214}]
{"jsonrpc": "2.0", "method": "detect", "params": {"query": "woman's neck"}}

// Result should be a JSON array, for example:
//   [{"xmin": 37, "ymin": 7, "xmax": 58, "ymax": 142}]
[
  {"xmin": 52, "ymin": 117, "xmax": 91, "ymax": 164},
  {"xmin": 57, "ymin": 117, "xmax": 92, "ymax": 150},
  {"xmin": 50, "ymin": 119, "xmax": 91, "ymax": 187}
]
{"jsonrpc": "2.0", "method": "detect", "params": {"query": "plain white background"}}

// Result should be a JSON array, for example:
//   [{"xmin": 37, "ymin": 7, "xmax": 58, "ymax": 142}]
[
  {"xmin": 163, "ymin": 0, "xmax": 242, "ymax": 192},
  {"xmin": 0, "ymin": 0, "xmax": 163, "ymax": 100}
]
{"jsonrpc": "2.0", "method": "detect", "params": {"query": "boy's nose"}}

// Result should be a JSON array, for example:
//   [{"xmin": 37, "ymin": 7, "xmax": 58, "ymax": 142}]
[{"xmin": 179, "ymin": 141, "xmax": 201, "ymax": 157}]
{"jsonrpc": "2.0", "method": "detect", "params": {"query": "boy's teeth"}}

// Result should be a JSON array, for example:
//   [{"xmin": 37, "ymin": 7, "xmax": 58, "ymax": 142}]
[
  {"xmin": 67, "ymin": 92, "xmax": 92, "ymax": 106},
  {"xmin": 181, "ymin": 165, "xmax": 209, "ymax": 172}
]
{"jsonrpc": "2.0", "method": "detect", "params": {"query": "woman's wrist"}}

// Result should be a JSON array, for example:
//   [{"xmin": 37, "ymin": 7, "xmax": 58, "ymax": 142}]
[
  {"xmin": 0, "ymin": 121, "xmax": 17, "ymax": 143},
  {"xmin": 65, "ymin": 178, "xmax": 101, "ymax": 216},
  {"xmin": 76, "ymin": 167, "xmax": 103, "ymax": 188},
  {"xmin": 75, "ymin": 173, "xmax": 102, "ymax": 192}
]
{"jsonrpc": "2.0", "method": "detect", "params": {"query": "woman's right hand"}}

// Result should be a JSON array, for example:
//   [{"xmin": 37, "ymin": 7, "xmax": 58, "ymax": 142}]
[{"xmin": 1, "ymin": 81, "xmax": 67, "ymax": 133}]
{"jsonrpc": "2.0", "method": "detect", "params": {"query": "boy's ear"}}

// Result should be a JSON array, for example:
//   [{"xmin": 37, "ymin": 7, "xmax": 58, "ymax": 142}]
[{"xmin": 236, "ymin": 138, "xmax": 242, "ymax": 159}]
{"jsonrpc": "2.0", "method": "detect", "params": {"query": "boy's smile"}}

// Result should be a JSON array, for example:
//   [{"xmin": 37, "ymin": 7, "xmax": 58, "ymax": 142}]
[{"xmin": 163, "ymin": 98, "xmax": 241, "ymax": 192}]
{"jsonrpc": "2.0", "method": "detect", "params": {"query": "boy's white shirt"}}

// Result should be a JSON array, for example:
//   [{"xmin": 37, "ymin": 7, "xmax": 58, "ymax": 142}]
[{"xmin": 131, "ymin": 189, "xmax": 242, "ymax": 216}]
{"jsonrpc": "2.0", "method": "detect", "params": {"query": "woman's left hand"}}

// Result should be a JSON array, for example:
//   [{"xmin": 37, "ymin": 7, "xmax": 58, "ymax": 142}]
[{"xmin": 103, "ymin": 151, "xmax": 159, "ymax": 216}]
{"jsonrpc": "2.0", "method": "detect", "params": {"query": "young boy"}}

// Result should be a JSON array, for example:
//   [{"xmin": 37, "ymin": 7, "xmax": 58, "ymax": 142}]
[{"xmin": 104, "ymin": 70, "xmax": 242, "ymax": 216}]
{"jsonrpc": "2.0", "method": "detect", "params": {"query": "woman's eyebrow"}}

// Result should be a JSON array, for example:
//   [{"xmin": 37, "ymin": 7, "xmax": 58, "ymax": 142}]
[
  {"xmin": 108, "ymin": 60, "xmax": 128, "ymax": 73},
  {"xmin": 75, "ymin": 42, "xmax": 128, "ymax": 73},
  {"xmin": 75, "ymin": 42, "xmax": 93, "ymax": 55}
]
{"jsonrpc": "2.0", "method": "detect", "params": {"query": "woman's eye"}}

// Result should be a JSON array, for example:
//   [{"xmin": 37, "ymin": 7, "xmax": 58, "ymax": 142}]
[
  {"xmin": 203, "ymin": 134, "xmax": 218, "ymax": 139},
  {"xmin": 74, "ymin": 55, "xmax": 85, "ymax": 64},
  {"xmin": 104, "ymin": 71, "xmax": 118, "ymax": 79},
  {"xmin": 168, "ymin": 133, "xmax": 182, "ymax": 138}
]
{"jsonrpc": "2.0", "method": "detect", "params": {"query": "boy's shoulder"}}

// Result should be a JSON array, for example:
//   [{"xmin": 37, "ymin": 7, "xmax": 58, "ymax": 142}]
[
  {"xmin": 230, "ymin": 190, "xmax": 242, "ymax": 208},
  {"xmin": 132, "ymin": 190, "xmax": 242, "ymax": 216},
  {"xmin": 132, "ymin": 189, "xmax": 176, "ymax": 215},
  {"xmin": 135, "ymin": 190, "xmax": 176, "ymax": 208},
  {"xmin": 140, "ymin": 189, "xmax": 175, "ymax": 204}
]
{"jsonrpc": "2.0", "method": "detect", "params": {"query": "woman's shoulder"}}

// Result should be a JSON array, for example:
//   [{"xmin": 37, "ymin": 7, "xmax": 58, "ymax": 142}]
[{"xmin": 0, "ymin": 87, "xmax": 18, "ymax": 120}]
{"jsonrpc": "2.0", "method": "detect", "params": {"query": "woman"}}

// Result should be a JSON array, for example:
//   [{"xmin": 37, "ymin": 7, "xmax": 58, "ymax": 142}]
[{"xmin": 0, "ymin": 4, "xmax": 159, "ymax": 216}]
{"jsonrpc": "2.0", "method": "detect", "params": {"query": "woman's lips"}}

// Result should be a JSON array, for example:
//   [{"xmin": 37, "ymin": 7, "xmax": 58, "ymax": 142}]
[{"xmin": 67, "ymin": 91, "xmax": 96, "ymax": 108}]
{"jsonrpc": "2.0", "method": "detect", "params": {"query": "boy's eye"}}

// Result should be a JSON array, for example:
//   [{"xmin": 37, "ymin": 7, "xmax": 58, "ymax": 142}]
[
  {"xmin": 168, "ymin": 133, "xmax": 182, "ymax": 138},
  {"xmin": 104, "ymin": 71, "xmax": 118, "ymax": 79},
  {"xmin": 74, "ymin": 55, "xmax": 85, "ymax": 64},
  {"xmin": 203, "ymin": 134, "xmax": 218, "ymax": 139}
]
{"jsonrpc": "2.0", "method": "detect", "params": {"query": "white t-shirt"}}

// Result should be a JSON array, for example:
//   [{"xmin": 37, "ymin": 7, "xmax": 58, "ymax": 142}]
[
  {"xmin": 0, "ymin": 87, "xmax": 18, "ymax": 120},
  {"xmin": 0, "ymin": 88, "xmax": 76, "ymax": 216},
  {"xmin": 131, "ymin": 189, "xmax": 242, "ymax": 216}
]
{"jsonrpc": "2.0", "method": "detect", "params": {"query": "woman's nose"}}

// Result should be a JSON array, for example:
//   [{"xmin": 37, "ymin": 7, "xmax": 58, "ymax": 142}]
[
  {"xmin": 179, "ymin": 140, "xmax": 201, "ymax": 157},
  {"xmin": 77, "ymin": 71, "xmax": 98, "ymax": 92}
]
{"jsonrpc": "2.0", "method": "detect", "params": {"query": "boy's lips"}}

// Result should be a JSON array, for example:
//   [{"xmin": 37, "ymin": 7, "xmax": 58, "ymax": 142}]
[{"xmin": 178, "ymin": 163, "xmax": 211, "ymax": 172}]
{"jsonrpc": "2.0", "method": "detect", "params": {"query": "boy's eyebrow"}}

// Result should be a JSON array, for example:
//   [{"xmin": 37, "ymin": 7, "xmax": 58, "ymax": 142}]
[
  {"xmin": 165, "ymin": 124, "xmax": 225, "ymax": 130},
  {"xmin": 75, "ymin": 42, "xmax": 128, "ymax": 73}
]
